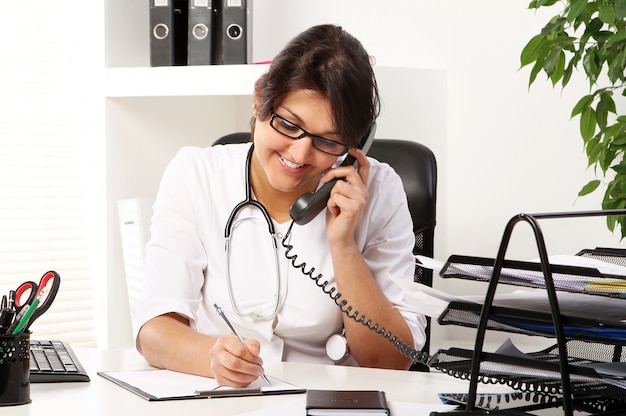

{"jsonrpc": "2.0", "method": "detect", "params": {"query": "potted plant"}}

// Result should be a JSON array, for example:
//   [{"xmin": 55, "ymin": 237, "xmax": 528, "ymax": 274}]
[{"xmin": 520, "ymin": 0, "xmax": 626, "ymax": 238}]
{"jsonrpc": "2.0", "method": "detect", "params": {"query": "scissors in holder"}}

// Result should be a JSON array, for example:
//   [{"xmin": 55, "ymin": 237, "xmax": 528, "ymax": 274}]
[{"xmin": 12, "ymin": 271, "xmax": 61, "ymax": 333}]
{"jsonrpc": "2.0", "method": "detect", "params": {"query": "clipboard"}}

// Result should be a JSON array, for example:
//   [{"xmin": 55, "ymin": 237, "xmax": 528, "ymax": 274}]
[{"xmin": 97, "ymin": 369, "xmax": 305, "ymax": 401}]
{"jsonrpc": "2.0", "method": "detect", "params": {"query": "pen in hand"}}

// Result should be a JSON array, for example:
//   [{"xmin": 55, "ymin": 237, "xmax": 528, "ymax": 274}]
[{"xmin": 214, "ymin": 303, "xmax": 270, "ymax": 385}]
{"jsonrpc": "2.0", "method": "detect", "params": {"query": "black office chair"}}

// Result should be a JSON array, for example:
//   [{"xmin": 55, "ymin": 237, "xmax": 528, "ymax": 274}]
[{"xmin": 213, "ymin": 133, "xmax": 437, "ymax": 371}]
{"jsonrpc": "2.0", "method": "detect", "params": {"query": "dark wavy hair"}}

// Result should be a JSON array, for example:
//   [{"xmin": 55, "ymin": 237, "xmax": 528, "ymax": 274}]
[{"xmin": 252, "ymin": 24, "xmax": 380, "ymax": 148}]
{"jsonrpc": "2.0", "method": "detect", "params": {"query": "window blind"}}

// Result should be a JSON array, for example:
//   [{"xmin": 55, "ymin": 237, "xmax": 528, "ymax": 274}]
[{"xmin": 0, "ymin": 2, "xmax": 103, "ymax": 346}]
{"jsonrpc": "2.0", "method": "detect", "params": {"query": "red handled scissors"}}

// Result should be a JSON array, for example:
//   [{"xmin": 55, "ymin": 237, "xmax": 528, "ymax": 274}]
[{"xmin": 13, "ymin": 271, "xmax": 61, "ymax": 331}]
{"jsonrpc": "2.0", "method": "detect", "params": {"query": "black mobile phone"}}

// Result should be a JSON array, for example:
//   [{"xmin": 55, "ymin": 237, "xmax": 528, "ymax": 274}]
[{"xmin": 289, "ymin": 123, "xmax": 377, "ymax": 225}]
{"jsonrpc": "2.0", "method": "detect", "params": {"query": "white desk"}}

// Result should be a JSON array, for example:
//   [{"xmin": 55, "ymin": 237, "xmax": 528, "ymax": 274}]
[{"xmin": 5, "ymin": 348, "xmax": 474, "ymax": 415}]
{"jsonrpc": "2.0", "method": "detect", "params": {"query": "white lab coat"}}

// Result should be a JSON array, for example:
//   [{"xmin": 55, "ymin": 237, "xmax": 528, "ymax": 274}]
[{"xmin": 132, "ymin": 143, "xmax": 426, "ymax": 365}]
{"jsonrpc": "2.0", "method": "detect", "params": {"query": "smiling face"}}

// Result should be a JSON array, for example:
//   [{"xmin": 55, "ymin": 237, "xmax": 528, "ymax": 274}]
[{"xmin": 250, "ymin": 89, "xmax": 344, "ymax": 201}]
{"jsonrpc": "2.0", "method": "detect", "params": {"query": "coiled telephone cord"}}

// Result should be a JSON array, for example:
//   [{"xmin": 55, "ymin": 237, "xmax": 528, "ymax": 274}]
[{"xmin": 281, "ymin": 221, "xmax": 429, "ymax": 366}]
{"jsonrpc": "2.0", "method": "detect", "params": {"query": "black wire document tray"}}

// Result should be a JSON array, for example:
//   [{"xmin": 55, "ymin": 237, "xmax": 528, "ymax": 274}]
[
  {"xmin": 438, "ymin": 296, "xmax": 626, "ymax": 345},
  {"xmin": 440, "ymin": 254, "xmax": 626, "ymax": 298},
  {"xmin": 438, "ymin": 391, "xmax": 626, "ymax": 415},
  {"xmin": 429, "ymin": 341, "xmax": 626, "ymax": 399},
  {"xmin": 430, "ymin": 210, "xmax": 626, "ymax": 416}
]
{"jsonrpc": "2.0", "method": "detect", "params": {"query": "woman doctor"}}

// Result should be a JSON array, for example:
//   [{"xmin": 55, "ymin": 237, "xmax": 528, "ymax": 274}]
[{"xmin": 133, "ymin": 24, "xmax": 427, "ymax": 388}]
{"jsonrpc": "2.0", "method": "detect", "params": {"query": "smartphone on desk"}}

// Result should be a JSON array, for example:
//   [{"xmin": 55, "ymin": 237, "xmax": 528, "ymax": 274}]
[{"xmin": 289, "ymin": 123, "xmax": 376, "ymax": 225}]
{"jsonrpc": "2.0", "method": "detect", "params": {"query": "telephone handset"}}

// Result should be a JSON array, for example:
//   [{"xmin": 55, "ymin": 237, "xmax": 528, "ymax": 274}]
[{"xmin": 289, "ymin": 123, "xmax": 377, "ymax": 225}]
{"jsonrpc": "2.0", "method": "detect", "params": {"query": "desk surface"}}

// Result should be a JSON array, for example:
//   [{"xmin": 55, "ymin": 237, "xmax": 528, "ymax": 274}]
[{"xmin": 6, "ymin": 348, "xmax": 474, "ymax": 415}]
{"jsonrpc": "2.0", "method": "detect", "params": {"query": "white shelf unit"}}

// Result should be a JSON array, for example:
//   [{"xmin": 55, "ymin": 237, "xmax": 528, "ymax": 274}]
[{"xmin": 105, "ymin": 64, "xmax": 270, "ymax": 97}]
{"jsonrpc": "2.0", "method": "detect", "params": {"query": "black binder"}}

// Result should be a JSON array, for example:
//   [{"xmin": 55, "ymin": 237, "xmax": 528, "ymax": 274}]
[
  {"xmin": 213, "ymin": 0, "xmax": 249, "ymax": 65},
  {"xmin": 187, "ymin": 0, "xmax": 213, "ymax": 65},
  {"xmin": 306, "ymin": 390, "xmax": 389, "ymax": 415},
  {"xmin": 149, "ymin": 0, "xmax": 189, "ymax": 67}
]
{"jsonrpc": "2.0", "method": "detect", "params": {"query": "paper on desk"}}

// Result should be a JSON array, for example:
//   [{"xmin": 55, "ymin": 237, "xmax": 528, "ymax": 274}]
[
  {"xmin": 418, "ymin": 254, "xmax": 626, "ymax": 296},
  {"xmin": 390, "ymin": 274, "xmax": 461, "ymax": 317},
  {"xmin": 491, "ymin": 338, "xmax": 626, "ymax": 389},
  {"xmin": 98, "ymin": 369, "xmax": 304, "ymax": 401},
  {"xmin": 418, "ymin": 254, "xmax": 626, "ymax": 277},
  {"xmin": 393, "ymin": 269, "xmax": 626, "ymax": 329},
  {"xmin": 531, "ymin": 255, "xmax": 626, "ymax": 277},
  {"xmin": 415, "ymin": 255, "xmax": 445, "ymax": 273},
  {"xmin": 581, "ymin": 362, "xmax": 626, "ymax": 378}
]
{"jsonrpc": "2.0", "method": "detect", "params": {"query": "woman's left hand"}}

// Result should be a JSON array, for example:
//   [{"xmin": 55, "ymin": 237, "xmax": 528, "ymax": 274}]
[{"xmin": 322, "ymin": 148, "xmax": 370, "ymax": 244}]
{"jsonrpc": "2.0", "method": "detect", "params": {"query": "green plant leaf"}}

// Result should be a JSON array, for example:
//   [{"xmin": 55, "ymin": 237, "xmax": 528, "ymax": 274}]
[
  {"xmin": 611, "ymin": 162, "xmax": 626, "ymax": 175},
  {"xmin": 604, "ymin": 179, "xmax": 618, "ymax": 199},
  {"xmin": 603, "ymin": 123, "xmax": 621, "ymax": 146},
  {"xmin": 613, "ymin": 133, "xmax": 626, "ymax": 146},
  {"xmin": 606, "ymin": 214, "xmax": 618, "ymax": 233},
  {"xmin": 583, "ymin": 17, "xmax": 604, "ymax": 42},
  {"xmin": 583, "ymin": 47, "xmax": 600, "ymax": 85},
  {"xmin": 581, "ymin": 106, "xmax": 597, "ymax": 141},
  {"xmin": 585, "ymin": 136, "xmax": 601, "ymax": 167},
  {"xmin": 607, "ymin": 49, "xmax": 626, "ymax": 83},
  {"xmin": 520, "ymin": 34, "xmax": 547, "ymax": 67},
  {"xmin": 562, "ymin": 49, "xmax": 583, "ymax": 88},
  {"xmin": 596, "ymin": 91, "xmax": 615, "ymax": 130},
  {"xmin": 600, "ymin": 90, "xmax": 616, "ymax": 113},
  {"xmin": 605, "ymin": 29, "xmax": 626, "ymax": 48},
  {"xmin": 606, "ymin": 46, "xmax": 626, "ymax": 85},
  {"xmin": 567, "ymin": 0, "xmax": 590, "ymax": 22},
  {"xmin": 550, "ymin": 50, "xmax": 566, "ymax": 85},
  {"xmin": 600, "ymin": 145, "xmax": 616, "ymax": 173},
  {"xmin": 541, "ymin": 16, "xmax": 567, "ymax": 36},
  {"xmin": 578, "ymin": 179, "xmax": 601, "ymax": 196},
  {"xmin": 529, "ymin": 0, "xmax": 561, "ymax": 9},
  {"xmin": 544, "ymin": 45, "xmax": 563, "ymax": 76},
  {"xmin": 571, "ymin": 94, "xmax": 594, "ymax": 117},
  {"xmin": 529, "ymin": 59, "xmax": 544, "ymax": 86},
  {"xmin": 598, "ymin": 0, "xmax": 616, "ymax": 24},
  {"xmin": 562, "ymin": 63, "xmax": 573, "ymax": 87},
  {"xmin": 594, "ymin": 30, "xmax": 616, "ymax": 44},
  {"xmin": 613, "ymin": 119, "xmax": 626, "ymax": 141},
  {"xmin": 616, "ymin": 0, "xmax": 626, "ymax": 19}
]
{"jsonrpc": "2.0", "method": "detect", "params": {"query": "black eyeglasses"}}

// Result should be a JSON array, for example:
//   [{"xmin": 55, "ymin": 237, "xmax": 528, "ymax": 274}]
[{"xmin": 269, "ymin": 113, "xmax": 349, "ymax": 156}]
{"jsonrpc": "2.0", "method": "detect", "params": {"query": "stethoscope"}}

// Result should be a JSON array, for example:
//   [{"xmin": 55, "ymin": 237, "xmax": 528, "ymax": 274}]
[
  {"xmin": 224, "ymin": 145, "xmax": 281, "ymax": 319},
  {"xmin": 223, "ymin": 144, "xmax": 349, "ymax": 361}
]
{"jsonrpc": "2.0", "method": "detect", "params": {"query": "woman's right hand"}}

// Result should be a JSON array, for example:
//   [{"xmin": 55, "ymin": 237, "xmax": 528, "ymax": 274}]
[{"xmin": 208, "ymin": 334, "xmax": 265, "ymax": 387}]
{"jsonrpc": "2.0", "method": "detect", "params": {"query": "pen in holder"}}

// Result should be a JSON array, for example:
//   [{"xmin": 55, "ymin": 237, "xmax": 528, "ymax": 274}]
[{"xmin": 0, "ymin": 331, "xmax": 31, "ymax": 406}]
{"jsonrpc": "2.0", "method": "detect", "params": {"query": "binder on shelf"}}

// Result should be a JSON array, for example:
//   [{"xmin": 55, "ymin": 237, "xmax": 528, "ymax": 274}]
[
  {"xmin": 150, "ymin": 0, "xmax": 189, "ymax": 67},
  {"xmin": 213, "ymin": 0, "xmax": 250, "ymax": 65},
  {"xmin": 187, "ymin": 0, "xmax": 214, "ymax": 65}
]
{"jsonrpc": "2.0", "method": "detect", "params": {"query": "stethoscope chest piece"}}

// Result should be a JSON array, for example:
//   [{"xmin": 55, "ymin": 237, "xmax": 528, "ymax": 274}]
[{"xmin": 325, "ymin": 329, "xmax": 349, "ymax": 363}]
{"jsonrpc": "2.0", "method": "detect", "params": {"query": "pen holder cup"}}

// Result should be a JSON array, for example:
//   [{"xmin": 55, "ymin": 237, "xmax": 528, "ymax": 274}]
[{"xmin": 0, "ymin": 331, "xmax": 31, "ymax": 406}]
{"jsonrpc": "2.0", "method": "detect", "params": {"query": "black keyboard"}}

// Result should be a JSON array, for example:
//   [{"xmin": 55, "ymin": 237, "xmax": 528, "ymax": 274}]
[{"xmin": 30, "ymin": 339, "xmax": 90, "ymax": 383}]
